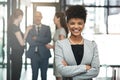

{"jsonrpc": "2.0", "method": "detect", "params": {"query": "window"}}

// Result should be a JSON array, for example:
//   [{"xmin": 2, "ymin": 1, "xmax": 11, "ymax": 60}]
[
  {"xmin": 66, "ymin": 0, "xmax": 120, "ymax": 34},
  {"xmin": 31, "ymin": 0, "xmax": 59, "ymax": 2}
]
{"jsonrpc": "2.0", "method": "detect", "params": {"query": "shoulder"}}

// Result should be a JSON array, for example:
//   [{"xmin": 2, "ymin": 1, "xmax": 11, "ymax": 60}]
[
  {"xmin": 55, "ymin": 39, "xmax": 69, "ymax": 46},
  {"xmin": 9, "ymin": 24, "xmax": 17, "ymax": 29},
  {"xmin": 8, "ymin": 24, "xmax": 19, "ymax": 32},
  {"xmin": 41, "ymin": 24, "xmax": 50, "ymax": 30},
  {"xmin": 60, "ymin": 27, "xmax": 65, "ymax": 31},
  {"xmin": 60, "ymin": 28, "xmax": 66, "ymax": 33},
  {"xmin": 42, "ymin": 24, "xmax": 49, "ymax": 28},
  {"xmin": 84, "ymin": 39, "xmax": 97, "ymax": 47},
  {"xmin": 59, "ymin": 28, "xmax": 66, "ymax": 36}
]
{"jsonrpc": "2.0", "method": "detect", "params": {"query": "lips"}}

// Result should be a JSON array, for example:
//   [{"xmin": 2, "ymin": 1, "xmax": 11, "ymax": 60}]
[{"xmin": 72, "ymin": 28, "xmax": 81, "ymax": 33}]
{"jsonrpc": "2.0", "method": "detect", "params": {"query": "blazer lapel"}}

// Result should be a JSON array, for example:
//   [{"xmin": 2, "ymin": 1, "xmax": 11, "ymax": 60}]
[
  {"xmin": 81, "ymin": 39, "xmax": 87, "ymax": 64},
  {"xmin": 64, "ymin": 39, "xmax": 77, "ymax": 65},
  {"xmin": 81, "ymin": 39, "xmax": 93, "ymax": 65},
  {"xmin": 32, "ymin": 25, "xmax": 37, "ymax": 35}
]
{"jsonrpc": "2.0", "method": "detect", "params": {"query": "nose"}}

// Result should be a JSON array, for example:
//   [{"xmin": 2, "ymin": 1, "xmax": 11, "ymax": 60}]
[{"xmin": 74, "ymin": 23, "xmax": 79, "ymax": 28}]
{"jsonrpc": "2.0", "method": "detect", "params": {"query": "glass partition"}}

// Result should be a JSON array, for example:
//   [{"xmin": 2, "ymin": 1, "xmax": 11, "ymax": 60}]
[
  {"xmin": 109, "ymin": 0, "xmax": 120, "ymax": 6},
  {"xmin": 0, "ymin": 4, "xmax": 7, "ymax": 66},
  {"xmin": 31, "ymin": 0, "xmax": 59, "ymax": 2},
  {"xmin": 66, "ymin": 0, "xmax": 120, "ymax": 34},
  {"xmin": 66, "ymin": 0, "xmax": 108, "ymax": 6},
  {"xmin": 108, "ymin": 8, "xmax": 120, "ymax": 34},
  {"xmin": 82, "ymin": 7, "xmax": 107, "ymax": 34}
]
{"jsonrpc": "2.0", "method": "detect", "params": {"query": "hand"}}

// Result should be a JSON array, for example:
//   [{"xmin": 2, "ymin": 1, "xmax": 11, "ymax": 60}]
[
  {"xmin": 45, "ymin": 44, "xmax": 53, "ymax": 49},
  {"xmin": 32, "ymin": 36, "xmax": 37, "ymax": 40},
  {"xmin": 26, "ymin": 25, "xmax": 33, "ymax": 31},
  {"xmin": 62, "ymin": 60, "xmax": 68, "ymax": 66},
  {"xmin": 86, "ymin": 64, "xmax": 91, "ymax": 70}
]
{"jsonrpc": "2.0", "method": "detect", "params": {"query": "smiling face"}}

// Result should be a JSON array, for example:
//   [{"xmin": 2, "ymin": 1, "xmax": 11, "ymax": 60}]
[
  {"xmin": 67, "ymin": 18, "xmax": 85, "ymax": 37},
  {"xmin": 65, "ymin": 5, "xmax": 87, "ymax": 37},
  {"xmin": 34, "ymin": 12, "xmax": 42, "ymax": 25}
]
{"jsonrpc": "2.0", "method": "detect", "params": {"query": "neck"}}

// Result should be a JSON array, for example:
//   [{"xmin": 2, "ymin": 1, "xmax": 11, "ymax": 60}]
[
  {"xmin": 56, "ymin": 23, "xmax": 62, "ymax": 29},
  {"xmin": 69, "ymin": 35, "xmax": 83, "ymax": 44},
  {"xmin": 13, "ymin": 20, "xmax": 19, "ymax": 26}
]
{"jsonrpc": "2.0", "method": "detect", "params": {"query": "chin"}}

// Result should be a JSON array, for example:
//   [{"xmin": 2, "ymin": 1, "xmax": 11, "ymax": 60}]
[
  {"xmin": 72, "ymin": 33, "xmax": 81, "ymax": 36},
  {"xmin": 72, "ymin": 34, "xmax": 81, "ymax": 37}
]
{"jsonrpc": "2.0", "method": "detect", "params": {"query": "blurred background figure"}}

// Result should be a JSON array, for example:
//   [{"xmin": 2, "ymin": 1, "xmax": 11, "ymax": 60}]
[
  {"xmin": 46, "ymin": 11, "xmax": 68, "ymax": 80},
  {"xmin": 26, "ymin": 11, "xmax": 51, "ymax": 80},
  {"xmin": 7, "ymin": 9, "xmax": 24, "ymax": 80},
  {"xmin": 53, "ymin": 12, "xmax": 68, "ymax": 80}
]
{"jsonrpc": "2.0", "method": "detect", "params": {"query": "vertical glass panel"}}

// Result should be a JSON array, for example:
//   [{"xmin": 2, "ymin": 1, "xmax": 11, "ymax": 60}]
[
  {"xmin": 20, "ymin": 6, "xmax": 26, "ymax": 33},
  {"xmin": 20, "ymin": 4, "xmax": 33, "ymax": 33},
  {"xmin": 0, "ymin": 0, "xmax": 7, "ymax": 2},
  {"xmin": 3, "ymin": 5, "xmax": 7, "ymax": 64},
  {"xmin": 27, "ymin": 4, "xmax": 33, "ymax": 26},
  {"xmin": 94, "ymin": 0, "xmax": 107, "ymax": 6},
  {"xmin": 83, "ymin": 7, "xmax": 107, "ymax": 35},
  {"xmin": 109, "ymin": 0, "xmax": 120, "ymax": 6},
  {"xmin": 108, "ymin": 8, "xmax": 120, "ymax": 34},
  {"xmin": 94, "ymin": 7, "xmax": 107, "ymax": 34},
  {"xmin": 0, "ymin": 5, "xmax": 7, "ymax": 64},
  {"xmin": 66, "ymin": 0, "xmax": 83, "ymax": 5},
  {"xmin": 83, "ymin": 0, "xmax": 96, "ymax": 5},
  {"xmin": 0, "ymin": 17, "xmax": 3, "ymax": 63},
  {"xmin": 31, "ymin": 0, "xmax": 59, "ymax": 2},
  {"xmin": 83, "ymin": 7, "xmax": 95, "ymax": 35},
  {"xmin": 66, "ymin": 0, "xmax": 107, "ymax": 6}
]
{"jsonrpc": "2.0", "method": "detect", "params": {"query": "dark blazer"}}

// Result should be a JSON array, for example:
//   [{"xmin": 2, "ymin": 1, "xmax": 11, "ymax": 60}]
[{"xmin": 26, "ymin": 24, "xmax": 51, "ymax": 60}]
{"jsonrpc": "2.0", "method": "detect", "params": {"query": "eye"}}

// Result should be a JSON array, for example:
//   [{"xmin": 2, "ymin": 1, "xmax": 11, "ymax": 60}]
[
  {"xmin": 78, "ymin": 22, "xmax": 83, "ymax": 25},
  {"xmin": 69, "ymin": 22, "xmax": 75, "ymax": 25}
]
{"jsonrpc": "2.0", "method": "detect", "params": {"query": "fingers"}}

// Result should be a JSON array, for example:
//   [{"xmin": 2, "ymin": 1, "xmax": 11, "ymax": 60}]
[
  {"xmin": 86, "ymin": 65, "xmax": 91, "ymax": 70},
  {"xmin": 62, "ymin": 60, "xmax": 68, "ymax": 66}
]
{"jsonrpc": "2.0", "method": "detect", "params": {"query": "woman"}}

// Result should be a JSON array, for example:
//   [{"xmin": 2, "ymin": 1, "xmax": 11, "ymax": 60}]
[
  {"xmin": 55, "ymin": 5, "xmax": 100, "ymax": 80},
  {"xmin": 53, "ymin": 12, "xmax": 68, "ymax": 80},
  {"xmin": 53, "ymin": 12, "xmax": 68, "ymax": 41},
  {"xmin": 7, "ymin": 9, "xmax": 31, "ymax": 80},
  {"xmin": 46, "ymin": 12, "xmax": 68, "ymax": 80}
]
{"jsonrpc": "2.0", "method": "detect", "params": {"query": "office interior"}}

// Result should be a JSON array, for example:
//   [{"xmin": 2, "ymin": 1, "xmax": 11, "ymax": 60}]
[{"xmin": 0, "ymin": 0, "xmax": 120, "ymax": 80}]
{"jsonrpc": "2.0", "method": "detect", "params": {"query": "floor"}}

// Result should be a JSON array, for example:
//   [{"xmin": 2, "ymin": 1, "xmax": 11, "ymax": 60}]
[
  {"xmin": 0, "ymin": 65, "xmax": 55, "ymax": 80},
  {"xmin": 0, "ymin": 64, "xmax": 114, "ymax": 80}
]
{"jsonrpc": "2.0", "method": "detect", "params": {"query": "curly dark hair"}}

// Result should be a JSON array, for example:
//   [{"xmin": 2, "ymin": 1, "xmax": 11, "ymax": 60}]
[{"xmin": 66, "ymin": 5, "xmax": 87, "ymax": 23}]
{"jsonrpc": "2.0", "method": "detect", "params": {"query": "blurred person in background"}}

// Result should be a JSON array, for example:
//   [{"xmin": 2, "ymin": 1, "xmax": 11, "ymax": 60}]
[
  {"xmin": 7, "ymin": 9, "xmax": 31, "ymax": 80},
  {"xmin": 52, "ymin": 12, "xmax": 68, "ymax": 80},
  {"xmin": 26, "ymin": 11, "xmax": 51, "ymax": 80}
]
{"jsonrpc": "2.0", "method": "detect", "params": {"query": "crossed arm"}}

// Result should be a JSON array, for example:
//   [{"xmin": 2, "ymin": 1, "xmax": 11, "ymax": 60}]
[{"xmin": 55, "ymin": 41, "xmax": 100, "ymax": 79}]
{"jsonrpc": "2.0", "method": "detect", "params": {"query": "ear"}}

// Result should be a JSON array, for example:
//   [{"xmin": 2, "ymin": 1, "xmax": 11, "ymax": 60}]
[{"xmin": 41, "ymin": 15, "xmax": 43, "ymax": 19}]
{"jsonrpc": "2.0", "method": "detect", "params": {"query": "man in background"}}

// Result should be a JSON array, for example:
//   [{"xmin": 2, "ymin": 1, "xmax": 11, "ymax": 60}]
[{"xmin": 26, "ymin": 11, "xmax": 51, "ymax": 80}]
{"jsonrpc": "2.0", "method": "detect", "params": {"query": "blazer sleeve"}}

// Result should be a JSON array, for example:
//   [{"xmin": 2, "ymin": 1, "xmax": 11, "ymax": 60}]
[
  {"xmin": 26, "ymin": 29, "xmax": 38, "ymax": 46},
  {"xmin": 73, "ymin": 41, "xmax": 100, "ymax": 79},
  {"xmin": 55, "ymin": 41, "xmax": 87, "ymax": 77}
]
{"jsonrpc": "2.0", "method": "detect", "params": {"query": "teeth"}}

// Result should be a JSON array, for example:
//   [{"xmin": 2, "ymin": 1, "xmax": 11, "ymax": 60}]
[{"xmin": 74, "ymin": 30, "xmax": 79, "ymax": 32}]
